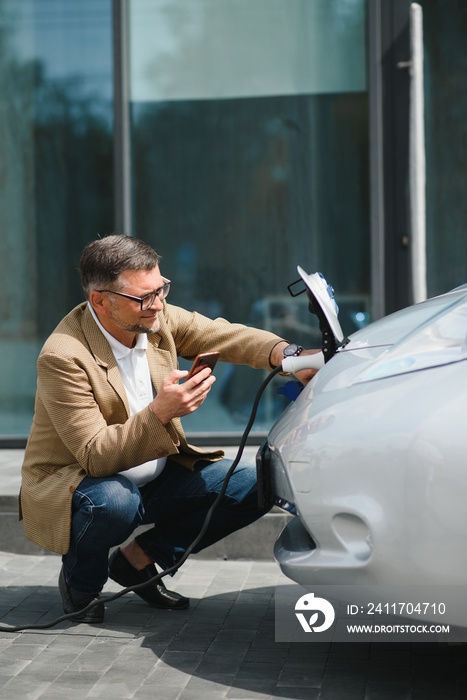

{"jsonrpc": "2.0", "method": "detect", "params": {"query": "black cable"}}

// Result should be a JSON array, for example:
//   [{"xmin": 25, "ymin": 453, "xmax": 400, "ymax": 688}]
[{"xmin": 0, "ymin": 366, "xmax": 283, "ymax": 633}]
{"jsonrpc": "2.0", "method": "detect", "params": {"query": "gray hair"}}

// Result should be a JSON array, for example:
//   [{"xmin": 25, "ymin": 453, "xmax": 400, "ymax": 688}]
[{"xmin": 79, "ymin": 235, "xmax": 161, "ymax": 298}]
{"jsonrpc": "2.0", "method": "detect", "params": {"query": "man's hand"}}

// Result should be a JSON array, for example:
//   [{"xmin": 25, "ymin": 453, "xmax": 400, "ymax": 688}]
[
  {"xmin": 149, "ymin": 367, "xmax": 216, "ymax": 425},
  {"xmin": 292, "ymin": 349, "xmax": 323, "ymax": 384}
]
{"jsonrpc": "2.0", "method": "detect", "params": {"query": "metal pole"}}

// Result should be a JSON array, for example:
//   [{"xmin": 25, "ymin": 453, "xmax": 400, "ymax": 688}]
[
  {"xmin": 409, "ymin": 3, "xmax": 426, "ymax": 302},
  {"xmin": 113, "ymin": 0, "xmax": 132, "ymax": 236},
  {"xmin": 368, "ymin": 0, "xmax": 386, "ymax": 320}
]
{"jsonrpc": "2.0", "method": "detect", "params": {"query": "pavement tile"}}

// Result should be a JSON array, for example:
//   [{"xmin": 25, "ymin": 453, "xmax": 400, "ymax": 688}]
[
  {"xmin": 367, "ymin": 663, "xmax": 411, "ymax": 683},
  {"xmin": 235, "ymin": 661, "xmax": 282, "ymax": 681},
  {"xmin": 364, "ymin": 681, "xmax": 412, "ymax": 700},
  {"xmin": 87, "ymin": 680, "xmax": 146, "ymax": 698},
  {"xmin": 411, "ymin": 690, "xmax": 458, "ymax": 700},
  {"xmin": 180, "ymin": 682, "xmax": 231, "ymax": 700},
  {"xmin": 136, "ymin": 686, "xmax": 183, "ymax": 700},
  {"xmin": 277, "ymin": 667, "xmax": 324, "ymax": 688},
  {"xmin": 318, "ymin": 679, "xmax": 367, "ymax": 700},
  {"xmin": 196, "ymin": 659, "xmax": 245, "ymax": 678},
  {"xmin": 225, "ymin": 678, "xmax": 290, "ymax": 699},
  {"xmin": 2, "ymin": 548, "xmax": 467, "ymax": 699},
  {"xmin": 0, "ymin": 677, "xmax": 53, "ymax": 700}
]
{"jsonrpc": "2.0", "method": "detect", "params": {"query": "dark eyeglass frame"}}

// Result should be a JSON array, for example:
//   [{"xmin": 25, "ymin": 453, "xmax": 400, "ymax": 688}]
[{"xmin": 97, "ymin": 279, "xmax": 171, "ymax": 310}]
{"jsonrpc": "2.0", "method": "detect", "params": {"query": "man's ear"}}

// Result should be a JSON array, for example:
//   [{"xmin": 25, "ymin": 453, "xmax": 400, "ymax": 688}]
[{"xmin": 89, "ymin": 290, "xmax": 106, "ymax": 314}]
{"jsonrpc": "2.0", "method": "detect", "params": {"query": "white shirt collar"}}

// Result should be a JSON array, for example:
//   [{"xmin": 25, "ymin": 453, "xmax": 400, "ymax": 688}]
[{"xmin": 87, "ymin": 302, "xmax": 148, "ymax": 360}]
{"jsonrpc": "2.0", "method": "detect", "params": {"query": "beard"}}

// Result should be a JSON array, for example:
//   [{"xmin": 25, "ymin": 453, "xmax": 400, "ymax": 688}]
[
  {"xmin": 106, "ymin": 299, "xmax": 161, "ymax": 337},
  {"xmin": 122, "ymin": 320, "xmax": 161, "ymax": 335}
]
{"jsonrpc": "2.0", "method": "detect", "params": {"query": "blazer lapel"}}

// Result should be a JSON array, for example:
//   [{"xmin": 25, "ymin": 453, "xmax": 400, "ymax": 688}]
[
  {"xmin": 147, "ymin": 341, "xmax": 173, "ymax": 393},
  {"xmin": 147, "ymin": 339, "xmax": 185, "ymax": 441},
  {"xmin": 81, "ymin": 306, "xmax": 130, "ymax": 415}
]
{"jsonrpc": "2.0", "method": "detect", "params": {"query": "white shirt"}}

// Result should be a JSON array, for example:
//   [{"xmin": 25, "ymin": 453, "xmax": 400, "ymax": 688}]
[{"xmin": 88, "ymin": 303, "xmax": 167, "ymax": 486}]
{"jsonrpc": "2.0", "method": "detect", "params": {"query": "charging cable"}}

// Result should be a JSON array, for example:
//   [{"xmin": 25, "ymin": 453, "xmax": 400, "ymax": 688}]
[{"xmin": 0, "ymin": 365, "xmax": 285, "ymax": 633}]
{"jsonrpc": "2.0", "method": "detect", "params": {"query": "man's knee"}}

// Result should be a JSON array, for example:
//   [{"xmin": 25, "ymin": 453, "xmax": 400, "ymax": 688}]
[{"xmin": 74, "ymin": 475, "xmax": 144, "ymax": 528}]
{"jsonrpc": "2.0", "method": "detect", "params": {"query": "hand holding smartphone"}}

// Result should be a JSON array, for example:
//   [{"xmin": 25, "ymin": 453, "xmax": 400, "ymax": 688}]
[{"xmin": 185, "ymin": 351, "xmax": 220, "ymax": 380}]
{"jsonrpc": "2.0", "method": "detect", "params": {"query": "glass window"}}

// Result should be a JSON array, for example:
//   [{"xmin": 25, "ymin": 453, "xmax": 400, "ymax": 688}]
[
  {"xmin": 129, "ymin": 0, "xmax": 369, "ymax": 435},
  {"xmin": 419, "ymin": 0, "xmax": 467, "ymax": 297},
  {"xmin": 0, "ymin": 0, "xmax": 114, "ymax": 436}
]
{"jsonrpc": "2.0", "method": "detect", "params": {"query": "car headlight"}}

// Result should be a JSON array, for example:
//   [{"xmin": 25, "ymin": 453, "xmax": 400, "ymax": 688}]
[{"xmin": 353, "ymin": 297, "xmax": 467, "ymax": 384}]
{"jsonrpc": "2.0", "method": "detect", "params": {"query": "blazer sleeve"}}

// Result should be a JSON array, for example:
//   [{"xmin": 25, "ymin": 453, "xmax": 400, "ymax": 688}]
[{"xmin": 164, "ymin": 304, "xmax": 286, "ymax": 369}]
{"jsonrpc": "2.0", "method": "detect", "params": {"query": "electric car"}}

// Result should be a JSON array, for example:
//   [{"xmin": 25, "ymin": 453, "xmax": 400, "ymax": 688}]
[{"xmin": 257, "ymin": 269, "xmax": 467, "ymax": 627}]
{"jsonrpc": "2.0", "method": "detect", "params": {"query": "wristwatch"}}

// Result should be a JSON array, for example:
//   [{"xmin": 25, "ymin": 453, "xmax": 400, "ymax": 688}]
[
  {"xmin": 280, "ymin": 343, "xmax": 303, "ymax": 375},
  {"xmin": 282, "ymin": 343, "xmax": 303, "ymax": 359}
]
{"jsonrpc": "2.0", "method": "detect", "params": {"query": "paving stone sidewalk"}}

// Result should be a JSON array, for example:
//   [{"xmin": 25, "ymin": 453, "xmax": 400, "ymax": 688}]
[
  {"xmin": 1, "ymin": 552, "xmax": 467, "ymax": 700},
  {"xmin": 1, "ymin": 451, "xmax": 467, "ymax": 699}
]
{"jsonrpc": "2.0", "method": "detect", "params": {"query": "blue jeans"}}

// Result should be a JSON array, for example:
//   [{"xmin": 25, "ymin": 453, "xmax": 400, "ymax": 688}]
[{"xmin": 62, "ymin": 458, "xmax": 271, "ymax": 593}]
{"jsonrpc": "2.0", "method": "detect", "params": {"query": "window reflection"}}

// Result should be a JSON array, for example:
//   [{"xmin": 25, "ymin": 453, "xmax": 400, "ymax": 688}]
[
  {"xmin": 0, "ymin": 0, "xmax": 369, "ymax": 438},
  {"xmin": 129, "ymin": 0, "xmax": 369, "ymax": 433},
  {"xmin": 0, "ymin": 0, "xmax": 113, "ymax": 435}
]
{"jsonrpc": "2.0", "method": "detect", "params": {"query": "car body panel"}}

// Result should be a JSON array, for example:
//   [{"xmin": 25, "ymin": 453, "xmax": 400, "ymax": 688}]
[{"xmin": 263, "ymin": 284, "xmax": 467, "ymax": 626}]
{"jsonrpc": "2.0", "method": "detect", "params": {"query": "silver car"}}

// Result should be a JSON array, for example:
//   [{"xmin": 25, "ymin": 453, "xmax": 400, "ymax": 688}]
[{"xmin": 258, "ymin": 269, "xmax": 467, "ymax": 628}]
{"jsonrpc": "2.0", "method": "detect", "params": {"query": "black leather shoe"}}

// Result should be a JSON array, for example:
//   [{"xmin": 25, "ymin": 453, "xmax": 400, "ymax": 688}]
[
  {"xmin": 108, "ymin": 548, "xmax": 189, "ymax": 610},
  {"xmin": 58, "ymin": 567, "xmax": 105, "ymax": 623}
]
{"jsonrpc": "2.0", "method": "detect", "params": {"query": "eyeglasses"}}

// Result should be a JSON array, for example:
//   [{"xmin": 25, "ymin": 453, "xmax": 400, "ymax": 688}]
[{"xmin": 97, "ymin": 280, "xmax": 171, "ymax": 310}]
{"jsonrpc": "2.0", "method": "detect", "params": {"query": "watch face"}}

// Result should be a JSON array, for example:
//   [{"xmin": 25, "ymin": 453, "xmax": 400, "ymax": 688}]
[{"xmin": 283, "ymin": 343, "xmax": 301, "ymax": 357}]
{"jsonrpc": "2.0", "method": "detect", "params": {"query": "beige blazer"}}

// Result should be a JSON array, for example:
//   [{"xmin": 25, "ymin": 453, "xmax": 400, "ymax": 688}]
[{"xmin": 20, "ymin": 302, "xmax": 284, "ymax": 554}]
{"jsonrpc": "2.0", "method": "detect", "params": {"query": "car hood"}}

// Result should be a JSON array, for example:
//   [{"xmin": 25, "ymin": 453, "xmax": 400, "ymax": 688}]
[{"xmin": 313, "ymin": 283, "xmax": 467, "ymax": 391}]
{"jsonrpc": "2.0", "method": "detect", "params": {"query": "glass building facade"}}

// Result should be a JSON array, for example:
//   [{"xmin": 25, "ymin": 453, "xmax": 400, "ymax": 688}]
[
  {"xmin": 1, "ymin": 0, "xmax": 466, "ymax": 441},
  {"xmin": 0, "ymin": 0, "xmax": 114, "ymax": 436},
  {"xmin": 128, "ymin": 0, "xmax": 369, "ymax": 434}
]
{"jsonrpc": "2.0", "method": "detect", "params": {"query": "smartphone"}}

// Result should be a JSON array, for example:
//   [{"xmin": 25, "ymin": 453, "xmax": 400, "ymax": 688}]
[{"xmin": 185, "ymin": 351, "xmax": 220, "ymax": 380}]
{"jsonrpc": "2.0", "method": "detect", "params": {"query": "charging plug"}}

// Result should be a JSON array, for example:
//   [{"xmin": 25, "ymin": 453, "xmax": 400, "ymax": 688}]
[{"xmin": 281, "ymin": 351, "xmax": 325, "ymax": 374}]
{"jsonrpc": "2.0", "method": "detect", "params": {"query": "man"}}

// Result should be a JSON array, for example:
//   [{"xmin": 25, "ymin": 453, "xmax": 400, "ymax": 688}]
[{"xmin": 20, "ymin": 235, "xmax": 318, "ymax": 623}]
